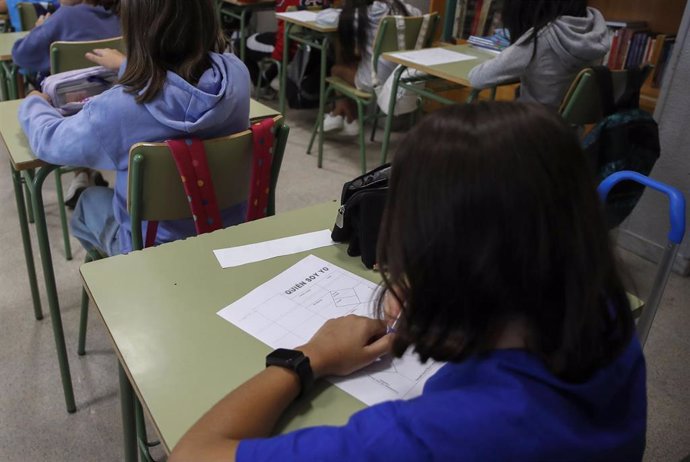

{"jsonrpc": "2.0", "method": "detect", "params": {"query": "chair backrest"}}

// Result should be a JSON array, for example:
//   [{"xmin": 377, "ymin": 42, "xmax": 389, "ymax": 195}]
[
  {"xmin": 17, "ymin": 2, "xmax": 38, "ymax": 31},
  {"xmin": 127, "ymin": 116, "xmax": 290, "ymax": 250},
  {"xmin": 372, "ymin": 13, "xmax": 440, "ymax": 74},
  {"xmin": 50, "ymin": 36, "xmax": 124, "ymax": 74},
  {"xmin": 559, "ymin": 66, "xmax": 653, "ymax": 126}
]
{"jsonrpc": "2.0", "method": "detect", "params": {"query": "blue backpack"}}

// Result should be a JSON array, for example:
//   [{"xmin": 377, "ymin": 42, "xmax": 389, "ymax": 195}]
[{"xmin": 582, "ymin": 66, "xmax": 660, "ymax": 228}]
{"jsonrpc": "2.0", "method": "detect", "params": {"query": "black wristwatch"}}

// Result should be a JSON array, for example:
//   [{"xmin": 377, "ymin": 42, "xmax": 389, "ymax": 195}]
[{"xmin": 265, "ymin": 348, "xmax": 314, "ymax": 397}]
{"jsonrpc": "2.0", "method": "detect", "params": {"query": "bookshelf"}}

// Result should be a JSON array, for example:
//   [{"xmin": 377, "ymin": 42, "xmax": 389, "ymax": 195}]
[
  {"xmin": 431, "ymin": 0, "xmax": 688, "ymax": 111},
  {"xmin": 590, "ymin": 0, "xmax": 688, "ymax": 111}
]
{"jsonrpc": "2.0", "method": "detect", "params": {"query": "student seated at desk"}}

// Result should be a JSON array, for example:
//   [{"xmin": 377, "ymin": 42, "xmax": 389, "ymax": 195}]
[
  {"xmin": 6, "ymin": 0, "xmax": 59, "ymax": 31},
  {"xmin": 12, "ymin": 0, "xmax": 120, "ymax": 78},
  {"xmin": 18, "ymin": 0, "xmax": 251, "ymax": 256},
  {"xmin": 170, "ymin": 102, "xmax": 646, "ymax": 462},
  {"xmin": 323, "ymin": 0, "xmax": 420, "ymax": 135},
  {"xmin": 468, "ymin": 0, "xmax": 610, "ymax": 110}
]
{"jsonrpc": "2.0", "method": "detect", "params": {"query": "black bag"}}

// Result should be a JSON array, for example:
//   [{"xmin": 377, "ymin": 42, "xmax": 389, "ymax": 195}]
[
  {"xmin": 332, "ymin": 164, "xmax": 390, "ymax": 268},
  {"xmin": 583, "ymin": 66, "xmax": 660, "ymax": 228},
  {"xmin": 286, "ymin": 45, "xmax": 322, "ymax": 109}
]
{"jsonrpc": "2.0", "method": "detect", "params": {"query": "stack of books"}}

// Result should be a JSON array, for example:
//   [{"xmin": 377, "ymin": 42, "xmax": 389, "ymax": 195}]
[
  {"xmin": 602, "ymin": 20, "xmax": 676, "ymax": 89},
  {"xmin": 452, "ymin": 0, "xmax": 502, "ymax": 41},
  {"xmin": 467, "ymin": 28, "xmax": 510, "ymax": 53}
]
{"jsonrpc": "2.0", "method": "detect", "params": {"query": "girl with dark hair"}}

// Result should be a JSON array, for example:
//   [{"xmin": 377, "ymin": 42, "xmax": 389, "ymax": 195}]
[
  {"xmin": 170, "ymin": 102, "xmax": 646, "ymax": 461},
  {"xmin": 323, "ymin": 0, "xmax": 420, "ymax": 135},
  {"xmin": 469, "ymin": 0, "xmax": 610, "ymax": 109},
  {"xmin": 19, "ymin": 0, "xmax": 251, "ymax": 256}
]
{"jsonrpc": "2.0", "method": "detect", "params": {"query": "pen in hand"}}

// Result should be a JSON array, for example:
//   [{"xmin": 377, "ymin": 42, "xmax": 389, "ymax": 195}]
[{"xmin": 386, "ymin": 313, "xmax": 401, "ymax": 334}]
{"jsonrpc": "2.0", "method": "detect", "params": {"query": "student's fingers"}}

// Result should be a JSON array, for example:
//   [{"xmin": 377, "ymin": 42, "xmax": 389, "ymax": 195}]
[{"xmin": 363, "ymin": 333, "xmax": 394, "ymax": 361}]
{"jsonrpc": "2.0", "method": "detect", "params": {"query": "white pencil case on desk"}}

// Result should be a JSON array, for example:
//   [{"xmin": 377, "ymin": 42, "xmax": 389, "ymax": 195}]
[{"xmin": 42, "ymin": 66, "xmax": 118, "ymax": 116}]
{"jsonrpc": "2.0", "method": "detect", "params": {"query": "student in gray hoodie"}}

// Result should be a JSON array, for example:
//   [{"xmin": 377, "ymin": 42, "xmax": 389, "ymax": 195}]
[{"xmin": 469, "ymin": 0, "xmax": 610, "ymax": 110}]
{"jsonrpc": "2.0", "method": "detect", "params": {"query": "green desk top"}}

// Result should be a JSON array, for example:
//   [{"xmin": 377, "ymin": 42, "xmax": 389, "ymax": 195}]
[
  {"xmin": 383, "ymin": 44, "xmax": 496, "ymax": 87},
  {"xmin": 0, "ymin": 98, "xmax": 281, "ymax": 171},
  {"xmin": 81, "ymin": 202, "xmax": 371, "ymax": 453},
  {"xmin": 0, "ymin": 31, "xmax": 27, "ymax": 61},
  {"xmin": 0, "ymin": 99, "xmax": 42, "ymax": 171}
]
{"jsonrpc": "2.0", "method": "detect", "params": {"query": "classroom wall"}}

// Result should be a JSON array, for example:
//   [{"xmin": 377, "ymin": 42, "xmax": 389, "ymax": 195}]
[{"xmin": 618, "ymin": 1, "xmax": 690, "ymax": 276}]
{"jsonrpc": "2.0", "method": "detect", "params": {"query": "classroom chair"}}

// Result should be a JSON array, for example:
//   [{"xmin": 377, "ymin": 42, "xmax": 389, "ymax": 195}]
[
  {"xmin": 47, "ymin": 37, "xmax": 124, "ymax": 260},
  {"xmin": 308, "ymin": 13, "xmax": 439, "ymax": 174},
  {"xmin": 77, "ymin": 116, "xmax": 290, "ymax": 462},
  {"xmin": 559, "ymin": 65, "xmax": 653, "ymax": 126},
  {"xmin": 16, "ymin": 2, "xmax": 38, "ymax": 31}
]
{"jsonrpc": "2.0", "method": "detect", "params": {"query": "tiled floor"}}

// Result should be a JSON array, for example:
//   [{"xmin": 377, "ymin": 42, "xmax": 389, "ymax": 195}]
[{"xmin": 0, "ymin": 102, "xmax": 688, "ymax": 461}]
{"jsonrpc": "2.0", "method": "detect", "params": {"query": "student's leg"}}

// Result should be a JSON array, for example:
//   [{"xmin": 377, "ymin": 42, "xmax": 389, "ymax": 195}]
[
  {"xmin": 330, "ymin": 64, "xmax": 357, "ymax": 122},
  {"xmin": 70, "ymin": 186, "xmax": 121, "ymax": 257}
]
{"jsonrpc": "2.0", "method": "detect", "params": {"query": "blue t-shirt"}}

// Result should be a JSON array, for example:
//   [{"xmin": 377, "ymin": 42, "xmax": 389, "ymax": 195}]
[{"xmin": 238, "ymin": 338, "xmax": 646, "ymax": 461}]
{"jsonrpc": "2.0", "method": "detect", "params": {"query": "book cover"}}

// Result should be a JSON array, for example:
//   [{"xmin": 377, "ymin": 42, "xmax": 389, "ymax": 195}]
[{"xmin": 470, "ymin": 0, "xmax": 483, "ymax": 36}]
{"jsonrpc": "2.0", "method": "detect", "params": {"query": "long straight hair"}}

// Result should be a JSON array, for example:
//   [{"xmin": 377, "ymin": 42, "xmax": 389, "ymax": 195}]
[
  {"xmin": 376, "ymin": 102, "xmax": 634, "ymax": 383},
  {"xmin": 118, "ymin": 0, "xmax": 226, "ymax": 103},
  {"xmin": 338, "ymin": 0, "xmax": 411, "ymax": 64},
  {"xmin": 502, "ymin": 0, "xmax": 587, "ymax": 58}
]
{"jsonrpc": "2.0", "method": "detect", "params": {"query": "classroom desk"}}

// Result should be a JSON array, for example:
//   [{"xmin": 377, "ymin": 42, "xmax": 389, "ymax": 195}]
[
  {"xmin": 277, "ymin": 11, "xmax": 337, "ymax": 116},
  {"xmin": 220, "ymin": 0, "xmax": 276, "ymax": 62},
  {"xmin": 0, "ymin": 32, "xmax": 27, "ymax": 101},
  {"xmin": 80, "ymin": 199, "xmax": 648, "ymax": 461},
  {"xmin": 378, "ymin": 43, "xmax": 497, "ymax": 163},
  {"xmin": 0, "ymin": 97, "xmax": 282, "ymax": 415},
  {"xmin": 81, "ymin": 202, "xmax": 370, "ymax": 460}
]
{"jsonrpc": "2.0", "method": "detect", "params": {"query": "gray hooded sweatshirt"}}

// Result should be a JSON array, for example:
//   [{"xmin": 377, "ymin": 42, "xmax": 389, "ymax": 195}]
[{"xmin": 468, "ymin": 7, "xmax": 610, "ymax": 110}]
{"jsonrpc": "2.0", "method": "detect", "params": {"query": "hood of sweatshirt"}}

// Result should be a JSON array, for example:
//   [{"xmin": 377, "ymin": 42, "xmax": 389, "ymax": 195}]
[
  {"xmin": 538, "ymin": 7, "xmax": 610, "ymax": 68},
  {"xmin": 143, "ymin": 52, "xmax": 250, "ymax": 133}
]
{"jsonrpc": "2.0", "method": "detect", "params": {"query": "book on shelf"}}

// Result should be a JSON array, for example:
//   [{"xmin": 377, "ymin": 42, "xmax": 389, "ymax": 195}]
[
  {"xmin": 452, "ymin": 0, "xmax": 502, "ymax": 41},
  {"xmin": 602, "ymin": 20, "xmax": 676, "ymax": 90}
]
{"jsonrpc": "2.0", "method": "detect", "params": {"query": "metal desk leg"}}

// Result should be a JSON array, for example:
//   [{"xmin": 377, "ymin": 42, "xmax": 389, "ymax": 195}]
[
  {"xmin": 118, "ymin": 363, "xmax": 138, "ymax": 462},
  {"xmin": 25, "ymin": 168, "xmax": 35, "ymax": 224},
  {"xmin": 380, "ymin": 65, "xmax": 405, "ymax": 165},
  {"xmin": 240, "ymin": 7, "xmax": 250, "ymax": 63},
  {"xmin": 11, "ymin": 165, "xmax": 43, "ymax": 321},
  {"xmin": 0, "ymin": 61, "xmax": 8, "ymax": 101},
  {"xmin": 22, "ymin": 166, "xmax": 76, "ymax": 413},
  {"xmin": 279, "ymin": 22, "xmax": 293, "ymax": 115},
  {"xmin": 315, "ymin": 36, "xmax": 330, "ymax": 168}
]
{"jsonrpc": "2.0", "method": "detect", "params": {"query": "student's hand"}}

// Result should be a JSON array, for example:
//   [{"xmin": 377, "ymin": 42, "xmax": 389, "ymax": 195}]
[
  {"xmin": 27, "ymin": 90, "xmax": 51, "ymax": 103},
  {"xmin": 298, "ymin": 315, "xmax": 393, "ymax": 379},
  {"xmin": 85, "ymin": 48, "xmax": 125, "ymax": 72},
  {"xmin": 35, "ymin": 13, "xmax": 50, "ymax": 27}
]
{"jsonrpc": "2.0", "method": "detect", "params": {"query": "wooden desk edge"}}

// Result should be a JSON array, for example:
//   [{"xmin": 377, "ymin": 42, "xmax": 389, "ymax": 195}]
[
  {"xmin": 276, "ymin": 15, "xmax": 337, "ymax": 33},
  {"xmin": 381, "ymin": 53, "xmax": 475, "ymax": 87},
  {"xmin": 0, "ymin": 132, "xmax": 45, "ymax": 171}
]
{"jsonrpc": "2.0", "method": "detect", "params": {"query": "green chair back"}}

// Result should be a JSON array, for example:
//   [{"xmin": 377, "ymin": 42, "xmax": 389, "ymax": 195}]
[
  {"xmin": 127, "ymin": 116, "xmax": 290, "ymax": 251},
  {"xmin": 560, "ymin": 66, "xmax": 653, "ymax": 126},
  {"xmin": 17, "ymin": 2, "xmax": 37, "ymax": 31},
  {"xmin": 50, "ymin": 36, "xmax": 124, "ymax": 74},
  {"xmin": 372, "ymin": 13, "xmax": 440, "ymax": 75}
]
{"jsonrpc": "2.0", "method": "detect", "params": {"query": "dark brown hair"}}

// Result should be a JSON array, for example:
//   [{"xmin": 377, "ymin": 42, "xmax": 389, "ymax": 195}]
[
  {"xmin": 88, "ymin": 0, "xmax": 120, "ymax": 13},
  {"xmin": 502, "ymin": 0, "xmax": 587, "ymax": 59},
  {"xmin": 118, "ymin": 0, "xmax": 226, "ymax": 103},
  {"xmin": 377, "ymin": 102, "xmax": 633, "ymax": 382}
]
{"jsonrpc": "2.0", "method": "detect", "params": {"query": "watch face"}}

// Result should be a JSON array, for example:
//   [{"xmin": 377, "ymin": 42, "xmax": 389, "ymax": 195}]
[{"xmin": 268, "ymin": 348, "xmax": 304, "ymax": 364}]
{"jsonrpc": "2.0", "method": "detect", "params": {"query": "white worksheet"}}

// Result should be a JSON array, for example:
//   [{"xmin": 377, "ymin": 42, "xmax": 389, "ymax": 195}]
[
  {"xmin": 217, "ymin": 255, "xmax": 442, "ymax": 405},
  {"xmin": 213, "ymin": 229, "xmax": 334, "ymax": 268},
  {"xmin": 275, "ymin": 10, "xmax": 319, "ymax": 22},
  {"xmin": 391, "ymin": 48, "xmax": 478, "ymax": 66}
]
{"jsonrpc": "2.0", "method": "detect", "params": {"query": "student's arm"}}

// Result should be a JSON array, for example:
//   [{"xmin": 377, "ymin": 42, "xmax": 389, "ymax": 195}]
[
  {"xmin": 11, "ymin": 17, "xmax": 58, "ymax": 73},
  {"xmin": 169, "ymin": 315, "xmax": 393, "ymax": 462},
  {"xmin": 18, "ymin": 93, "xmax": 117, "ymax": 170},
  {"xmin": 468, "ymin": 42, "xmax": 533, "ymax": 89}
]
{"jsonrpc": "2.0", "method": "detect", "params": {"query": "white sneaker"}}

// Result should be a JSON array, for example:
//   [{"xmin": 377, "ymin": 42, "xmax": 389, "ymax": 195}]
[
  {"xmin": 323, "ymin": 113, "xmax": 344, "ymax": 132},
  {"xmin": 64, "ymin": 171, "xmax": 90, "ymax": 209},
  {"xmin": 269, "ymin": 76, "xmax": 280, "ymax": 92},
  {"xmin": 342, "ymin": 118, "xmax": 359, "ymax": 136}
]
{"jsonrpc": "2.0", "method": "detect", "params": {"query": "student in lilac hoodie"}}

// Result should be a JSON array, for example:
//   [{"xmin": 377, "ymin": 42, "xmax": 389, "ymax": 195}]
[
  {"xmin": 19, "ymin": 0, "xmax": 251, "ymax": 255},
  {"xmin": 12, "ymin": 0, "xmax": 121, "ymax": 77}
]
